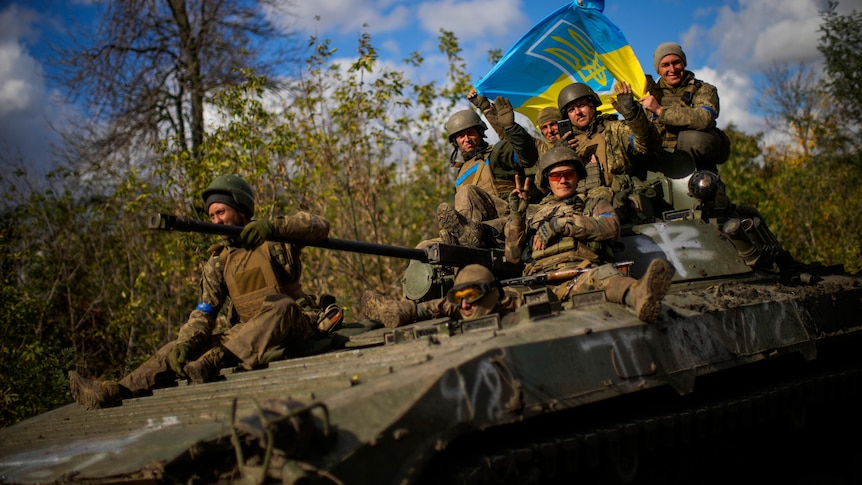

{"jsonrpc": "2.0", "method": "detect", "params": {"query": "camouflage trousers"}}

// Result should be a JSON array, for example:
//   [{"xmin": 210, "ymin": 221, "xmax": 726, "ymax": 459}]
[
  {"xmin": 119, "ymin": 294, "xmax": 315, "ymax": 395},
  {"xmin": 550, "ymin": 263, "xmax": 630, "ymax": 302},
  {"xmin": 416, "ymin": 185, "xmax": 509, "ymax": 250},
  {"xmin": 669, "ymin": 128, "xmax": 725, "ymax": 173}
]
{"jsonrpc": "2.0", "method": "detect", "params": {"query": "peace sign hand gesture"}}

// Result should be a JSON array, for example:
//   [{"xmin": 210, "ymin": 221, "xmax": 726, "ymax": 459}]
[{"xmin": 508, "ymin": 174, "xmax": 531, "ymax": 217}]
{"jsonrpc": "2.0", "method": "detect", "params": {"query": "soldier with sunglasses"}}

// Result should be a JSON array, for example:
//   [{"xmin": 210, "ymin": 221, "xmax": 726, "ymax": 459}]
[{"xmin": 504, "ymin": 147, "xmax": 672, "ymax": 322}]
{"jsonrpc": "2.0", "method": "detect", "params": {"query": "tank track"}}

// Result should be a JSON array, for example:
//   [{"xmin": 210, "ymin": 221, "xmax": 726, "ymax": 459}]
[{"xmin": 421, "ymin": 354, "xmax": 862, "ymax": 485}]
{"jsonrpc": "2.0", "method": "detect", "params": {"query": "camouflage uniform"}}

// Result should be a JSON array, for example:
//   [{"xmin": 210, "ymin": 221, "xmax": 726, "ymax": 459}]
[
  {"xmin": 119, "ymin": 212, "xmax": 329, "ymax": 395},
  {"xmin": 560, "ymin": 109, "xmax": 661, "ymax": 223},
  {"xmin": 505, "ymin": 191, "xmax": 618, "ymax": 273},
  {"xmin": 451, "ymin": 122, "xmax": 539, "ymax": 224},
  {"xmin": 503, "ymin": 187, "xmax": 672, "ymax": 318},
  {"xmin": 645, "ymin": 71, "xmax": 726, "ymax": 172},
  {"xmin": 470, "ymin": 94, "xmax": 552, "ymax": 207}
]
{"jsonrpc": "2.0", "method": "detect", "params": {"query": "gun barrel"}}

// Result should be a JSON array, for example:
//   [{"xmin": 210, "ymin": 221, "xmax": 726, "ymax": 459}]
[{"xmin": 148, "ymin": 213, "xmax": 429, "ymax": 262}]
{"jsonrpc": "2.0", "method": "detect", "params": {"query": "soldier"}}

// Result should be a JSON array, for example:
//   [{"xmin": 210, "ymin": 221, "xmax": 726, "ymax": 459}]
[
  {"xmin": 436, "ymin": 94, "xmax": 539, "ymax": 249},
  {"xmin": 505, "ymin": 147, "xmax": 672, "ymax": 322},
  {"xmin": 536, "ymin": 106, "xmax": 563, "ymax": 152},
  {"xmin": 68, "ymin": 174, "xmax": 334, "ymax": 410},
  {"xmin": 640, "ymin": 42, "xmax": 728, "ymax": 173},
  {"xmin": 556, "ymin": 81, "xmax": 662, "ymax": 222},
  {"xmin": 467, "ymin": 88, "xmax": 558, "ymax": 206},
  {"xmin": 360, "ymin": 264, "xmax": 519, "ymax": 328},
  {"xmin": 468, "ymin": 88, "xmax": 561, "ymax": 156}
]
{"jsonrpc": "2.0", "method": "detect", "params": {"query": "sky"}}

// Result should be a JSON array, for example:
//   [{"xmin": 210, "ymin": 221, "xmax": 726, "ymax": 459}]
[{"xmin": 1, "ymin": 0, "xmax": 860, "ymax": 175}]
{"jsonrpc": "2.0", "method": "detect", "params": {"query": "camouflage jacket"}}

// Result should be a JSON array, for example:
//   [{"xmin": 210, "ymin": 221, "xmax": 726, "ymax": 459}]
[
  {"xmin": 646, "ymin": 71, "xmax": 720, "ymax": 149},
  {"xmin": 504, "ymin": 191, "xmax": 620, "ymax": 274},
  {"xmin": 558, "ymin": 108, "xmax": 661, "ymax": 191},
  {"xmin": 176, "ymin": 212, "xmax": 330, "ymax": 351},
  {"xmin": 454, "ymin": 123, "xmax": 539, "ymax": 199}
]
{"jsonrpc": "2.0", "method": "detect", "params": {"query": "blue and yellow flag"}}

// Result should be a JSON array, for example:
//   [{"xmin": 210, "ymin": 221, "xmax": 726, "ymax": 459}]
[{"xmin": 474, "ymin": 0, "xmax": 645, "ymax": 124}]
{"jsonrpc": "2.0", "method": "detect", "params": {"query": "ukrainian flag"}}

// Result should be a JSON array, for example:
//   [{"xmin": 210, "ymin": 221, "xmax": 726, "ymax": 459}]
[{"xmin": 474, "ymin": 0, "xmax": 645, "ymax": 124}]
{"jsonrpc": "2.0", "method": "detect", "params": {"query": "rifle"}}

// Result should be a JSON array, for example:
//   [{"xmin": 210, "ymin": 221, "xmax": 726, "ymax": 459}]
[
  {"xmin": 148, "ymin": 213, "xmax": 523, "ymax": 300},
  {"xmin": 500, "ymin": 261, "xmax": 634, "ymax": 287}
]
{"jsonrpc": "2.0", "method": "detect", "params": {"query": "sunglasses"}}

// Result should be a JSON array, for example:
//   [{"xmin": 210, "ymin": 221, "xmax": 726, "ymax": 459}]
[
  {"xmin": 446, "ymin": 282, "xmax": 495, "ymax": 305},
  {"xmin": 547, "ymin": 169, "xmax": 577, "ymax": 182}
]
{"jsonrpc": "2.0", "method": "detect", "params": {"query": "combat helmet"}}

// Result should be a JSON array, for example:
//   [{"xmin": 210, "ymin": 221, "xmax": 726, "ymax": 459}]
[
  {"xmin": 447, "ymin": 264, "xmax": 501, "ymax": 318},
  {"xmin": 557, "ymin": 83, "xmax": 601, "ymax": 118},
  {"xmin": 202, "ymin": 174, "xmax": 255, "ymax": 218},
  {"xmin": 535, "ymin": 146, "xmax": 587, "ymax": 190},
  {"xmin": 445, "ymin": 110, "xmax": 487, "ymax": 142}
]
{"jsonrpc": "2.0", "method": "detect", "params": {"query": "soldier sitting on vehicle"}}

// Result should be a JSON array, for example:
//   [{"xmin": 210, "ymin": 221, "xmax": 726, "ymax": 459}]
[
  {"xmin": 555, "ymin": 81, "xmax": 663, "ymax": 223},
  {"xmin": 69, "ymin": 174, "xmax": 339, "ymax": 410},
  {"xmin": 640, "ymin": 42, "xmax": 729, "ymax": 173},
  {"xmin": 360, "ymin": 264, "xmax": 519, "ymax": 329},
  {"xmin": 432, "ymin": 94, "xmax": 540, "ymax": 250},
  {"xmin": 468, "ymin": 88, "xmax": 559, "ymax": 205},
  {"xmin": 505, "ymin": 147, "xmax": 673, "ymax": 322}
]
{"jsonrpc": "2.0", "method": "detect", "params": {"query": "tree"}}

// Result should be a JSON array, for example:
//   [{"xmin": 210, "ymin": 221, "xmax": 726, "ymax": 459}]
[
  {"xmin": 51, "ymin": 0, "xmax": 297, "ymax": 164},
  {"xmin": 818, "ymin": 1, "xmax": 862, "ymax": 143},
  {"xmin": 742, "ymin": 11, "xmax": 862, "ymax": 273}
]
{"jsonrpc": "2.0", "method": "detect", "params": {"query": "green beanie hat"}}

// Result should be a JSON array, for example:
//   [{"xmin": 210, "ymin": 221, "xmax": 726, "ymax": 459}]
[
  {"xmin": 653, "ymin": 42, "xmax": 686, "ymax": 73},
  {"xmin": 536, "ymin": 106, "xmax": 559, "ymax": 128}
]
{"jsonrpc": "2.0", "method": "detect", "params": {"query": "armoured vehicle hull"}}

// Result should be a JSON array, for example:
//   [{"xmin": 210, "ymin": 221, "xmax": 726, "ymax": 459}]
[{"xmin": 2, "ymin": 172, "xmax": 862, "ymax": 484}]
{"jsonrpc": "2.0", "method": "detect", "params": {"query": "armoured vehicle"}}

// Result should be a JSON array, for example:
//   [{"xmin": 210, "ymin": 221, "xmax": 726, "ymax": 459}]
[{"xmin": 1, "ymin": 162, "xmax": 861, "ymax": 484}]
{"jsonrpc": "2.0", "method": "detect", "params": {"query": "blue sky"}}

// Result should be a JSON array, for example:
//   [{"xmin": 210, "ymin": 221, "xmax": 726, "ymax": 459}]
[{"xmin": 1, "ymin": 0, "xmax": 860, "ymax": 173}]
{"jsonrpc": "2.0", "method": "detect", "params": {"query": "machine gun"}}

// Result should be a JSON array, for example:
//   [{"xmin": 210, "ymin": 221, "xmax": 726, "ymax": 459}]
[
  {"xmin": 148, "ymin": 213, "xmax": 523, "ymax": 301},
  {"xmin": 500, "ymin": 261, "xmax": 634, "ymax": 287}
]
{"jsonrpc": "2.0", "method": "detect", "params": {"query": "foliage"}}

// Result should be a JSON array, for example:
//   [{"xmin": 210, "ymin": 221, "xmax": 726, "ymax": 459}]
[
  {"xmin": 4, "ymin": 7, "xmax": 862, "ymax": 429},
  {"xmin": 726, "ymin": 4, "xmax": 862, "ymax": 273},
  {"xmin": 818, "ymin": 1, "xmax": 862, "ymax": 141}
]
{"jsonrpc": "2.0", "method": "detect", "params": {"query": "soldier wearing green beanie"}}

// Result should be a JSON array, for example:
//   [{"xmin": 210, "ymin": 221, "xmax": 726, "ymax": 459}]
[{"xmin": 641, "ymin": 42, "xmax": 728, "ymax": 173}]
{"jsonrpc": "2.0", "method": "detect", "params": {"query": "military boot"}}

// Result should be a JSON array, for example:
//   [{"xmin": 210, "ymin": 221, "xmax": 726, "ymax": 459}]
[
  {"xmin": 360, "ymin": 291, "xmax": 417, "ymax": 328},
  {"xmin": 184, "ymin": 346, "xmax": 235, "ymax": 385},
  {"xmin": 68, "ymin": 370, "xmax": 122, "ymax": 410},
  {"xmin": 437, "ymin": 202, "xmax": 484, "ymax": 247},
  {"xmin": 626, "ymin": 259, "xmax": 673, "ymax": 322}
]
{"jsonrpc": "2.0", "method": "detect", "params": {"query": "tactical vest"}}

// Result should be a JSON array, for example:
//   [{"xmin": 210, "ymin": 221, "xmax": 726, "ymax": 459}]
[
  {"xmin": 219, "ymin": 242, "xmax": 306, "ymax": 323},
  {"xmin": 652, "ymin": 77, "xmax": 703, "ymax": 149},
  {"xmin": 455, "ymin": 146, "xmax": 515, "ymax": 198},
  {"xmin": 527, "ymin": 196, "xmax": 610, "ymax": 274},
  {"xmin": 571, "ymin": 118, "xmax": 631, "ymax": 191}
]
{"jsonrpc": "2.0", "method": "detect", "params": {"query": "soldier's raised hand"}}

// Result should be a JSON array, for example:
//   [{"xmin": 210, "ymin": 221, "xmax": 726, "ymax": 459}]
[
  {"xmin": 494, "ymin": 96, "xmax": 515, "ymax": 129},
  {"xmin": 611, "ymin": 80, "xmax": 638, "ymax": 121},
  {"xmin": 508, "ymin": 174, "xmax": 531, "ymax": 217},
  {"xmin": 468, "ymin": 87, "xmax": 491, "ymax": 111}
]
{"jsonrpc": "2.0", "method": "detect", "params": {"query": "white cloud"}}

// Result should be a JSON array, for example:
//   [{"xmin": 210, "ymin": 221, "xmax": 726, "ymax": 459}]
[
  {"xmin": 416, "ymin": 0, "xmax": 529, "ymax": 40},
  {"xmin": 685, "ymin": 0, "xmax": 833, "ymax": 73},
  {"xmin": 0, "ymin": 4, "xmax": 60, "ymax": 172},
  {"xmin": 691, "ymin": 66, "xmax": 766, "ymax": 135},
  {"xmin": 0, "ymin": 43, "xmax": 40, "ymax": 115}
]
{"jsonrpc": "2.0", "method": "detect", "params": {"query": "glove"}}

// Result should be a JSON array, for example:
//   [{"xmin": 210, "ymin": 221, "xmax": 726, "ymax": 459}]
[
  {"xmin": 240, "ymin": 220, "xmax": 274, "ymax": 249},
  {"xmin": 508, "ymin": 191, "xmax": 528, "ymax": 217},
  {"xmin": 469, "ymin": 94, "xmax": 491, "ymax": 111},
  {"xmin": 536, "ymin": 217, "xmax": 566, "ymax": 247},
  {"xmin": 611, "ymin": 91, "xmax": 638, "ymax": 121},
  {"xmin": 494, "ymin": 96, "xmax": 515, "ymax": 129},
  {"xmin": 169, "ymin": 343, "xmax": 191, "ymax": 378}
]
